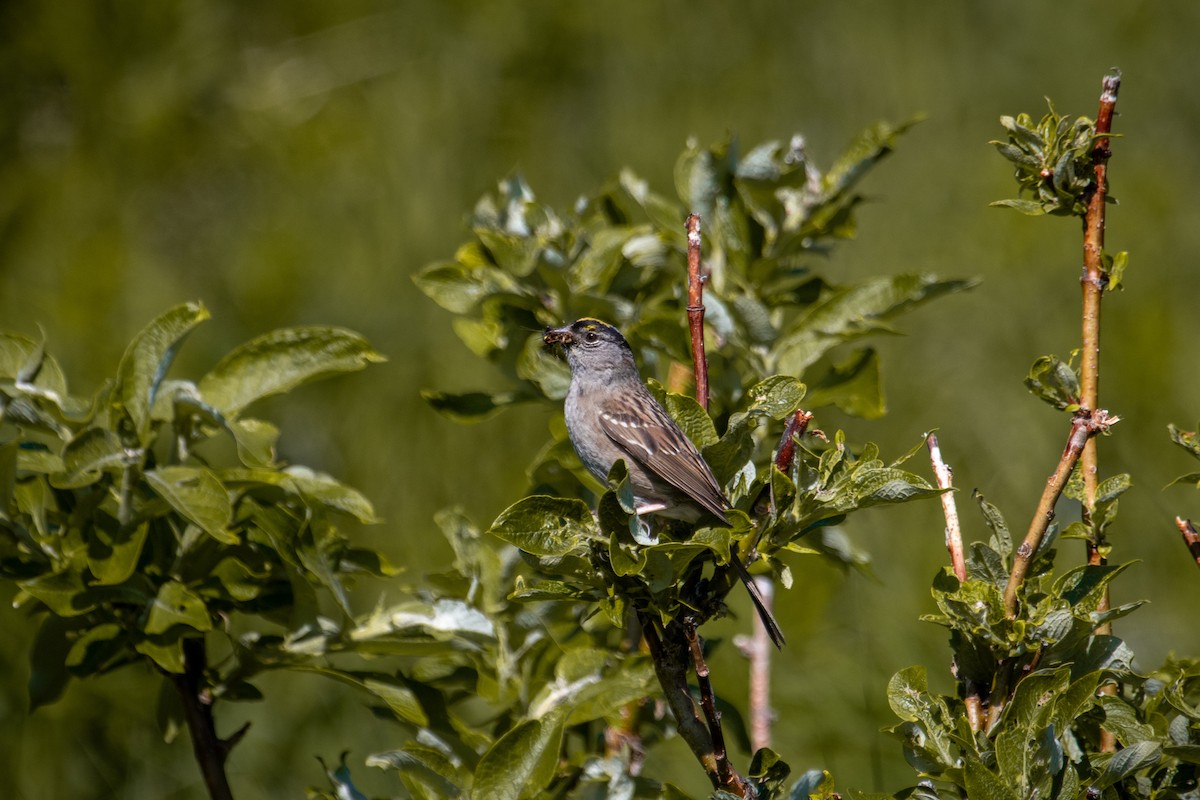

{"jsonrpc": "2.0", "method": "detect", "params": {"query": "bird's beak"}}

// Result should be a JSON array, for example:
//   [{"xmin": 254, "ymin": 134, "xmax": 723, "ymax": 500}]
[{"xmin": 542, "ymin": 324, "xmax": 573, "ymax": 349}]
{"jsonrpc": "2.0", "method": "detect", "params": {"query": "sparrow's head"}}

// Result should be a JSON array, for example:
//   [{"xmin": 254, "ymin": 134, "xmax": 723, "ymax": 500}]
[{"xmin": 543, "ymin": 318, "xmax": 636, "ymax": 376}]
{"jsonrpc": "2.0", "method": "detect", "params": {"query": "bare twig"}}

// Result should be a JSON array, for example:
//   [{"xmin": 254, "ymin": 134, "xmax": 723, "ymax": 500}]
[
  {"xmin": 685, "ymin": 214, "xmax": 710, "ymax": 411},
  {"xmin": 735, "ymin": 577, "xmax": 776, "ymax": 752},
  {"xmin": 684, "ymin": 616, "xmax": 744, "ymax": 795},
  {"xmin": 926, "ymin": 433, "xmax": 967, "ymax": 583},
  {"xmin": 1175, "ymin": 517, "xmax": 1200, "ymax": 570},
  {"xmin": 170, "ymin": 638, "xmax": 243, "ymax": 800},
  {"xmin": 926, "ymin": 433, "xmax": 984, "ymax": 730},
  {"xmin": 1003, "ymin": 409, "xmax": 1118, "ymax": 618}
]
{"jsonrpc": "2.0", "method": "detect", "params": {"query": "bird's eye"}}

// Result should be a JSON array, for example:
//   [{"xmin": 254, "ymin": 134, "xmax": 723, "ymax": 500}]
[{"xmin": 584, "ymin": 331, "xmax": 599, "ymax": 343}]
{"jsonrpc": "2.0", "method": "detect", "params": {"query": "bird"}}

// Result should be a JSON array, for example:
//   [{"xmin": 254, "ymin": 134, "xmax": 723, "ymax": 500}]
[{"xmin": 543, "ymin": 317, "xmax": 785, "ymax": 648}]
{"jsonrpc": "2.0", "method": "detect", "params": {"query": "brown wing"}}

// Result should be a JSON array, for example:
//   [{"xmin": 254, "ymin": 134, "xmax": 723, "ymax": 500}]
[{"xmin": 597, "ymin": 393, "xmax": 729, "ymax": 521}]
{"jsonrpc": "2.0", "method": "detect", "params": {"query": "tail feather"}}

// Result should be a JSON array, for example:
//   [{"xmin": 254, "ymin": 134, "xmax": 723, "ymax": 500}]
[{"xmin": 730, "ymin": 553, "xmax": 785, "ymax": 649}]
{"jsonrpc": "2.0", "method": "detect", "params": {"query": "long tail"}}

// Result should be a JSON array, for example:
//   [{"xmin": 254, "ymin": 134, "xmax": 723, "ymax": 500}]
[{"xmin": 730, "ymin": 553, "xmax": 785, "ymax": 649}]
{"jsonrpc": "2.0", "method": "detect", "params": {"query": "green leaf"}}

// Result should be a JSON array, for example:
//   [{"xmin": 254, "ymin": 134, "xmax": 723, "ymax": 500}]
[
  {"xmin": 963, "ymin": 758, "xmax": 1019, "ymax": 800},
  {"xmin": 562, "ymin": 659, "xmax": 656, "ymax": 726},
  {"xmin": 283, "ymin": 467, "xmax": 377, "ymax": 524},
  {"xmin": 989, "ymin": 198, "xmax": 1050, "ymax": 216},
  {"xmin": 967, "ymin": 542, "xmax": 1008, "ymax": 586},
  {"xmin": 1097, "ymin": 694, "xmax": 1156, "ymax": 746},
  {"xmin": 1094, "ymin": 740, "xmax": 1161, "ymax": 788},
  {"xmin": 353, "ymin": 598, "xmax": 495, "ymax": 642},
  {"xmin": 366, "ymin": 746, "xmax": 464, "ymax": 799},
  {"xmin": 144, "ymin": 580, "xmax": 212, "ymax": 635},
  {"xmin": 674, "ymin": 136, "xmax": 725, "ymax": 220},
  {"xmin": 52, "ymin": 427, "xmax": 127, "ymax": 489},
  {"xmin": 647, "ymin": 382, "xmax": 719, "ymax": 449},
  {"xmin": 974, "ymin": 491, "xmax": 1012, "ymax": 561},
  {"xmin": 886, "ymin": 665, "xmax": 933, "ymax": 722},
  {"xmin": 420, "ymin": 389, "xmax": 527, "ymax": 423},
  {"xmin": 1168, "ymin": 423, "xmax": 1200, "ymax": 461},
  {"xmin": 473, "ymin": 711, "xmax": 566, "ymax": 800},
  {"xmin": 0, "ymin": 332, "xmax": 68, "ymax": 396},
  {"xmin": 88, "ymin": 522, "xmax": 150, "ymax": 586},
  {"xmin": 412, "ymin": 258, "xmax": 523, "ymax": 314},
  {"xmin": 229, "ymin": 418, "xmax": 280, "ymax": 468},
  {"xmin": 20, "ymin": 568, "xmax": 103, "ymax": 617},
  {"xmin": 744, "ymin": 375, "xmax": 807, "ymax": 420},
  {"xmin": 113, "ymin": 302, "xmax": 210, "ymax": 441},
  {"xmin": 488, "ymin": 496, "xmax": 596, "ymax": 556},
  {"xmin": 776, "ymin": 275, "xmax": 973, "ymax": 374},
  {"xmin": 824, "ymin": 117, "xmax": 922, "ymax": 200},
  {"xmin": 66, "ymin": 622, "xmax": 126, "ymax": 674},
  {"xmin": 220, "ymin": 467, "xmax": 376, "ymax": 523},
  {"xmin": 145, "ymin": 466, "xmax": 235, "ymax": 544},
  {"xmin": 804, "ymin": 349, "xmax": 884, "ymax": 419},
  {"xmin": 1096, "ymin": 473, "xmax": 1132, "ymax": 504},
  {"xmin": 1025, "ymin": 355, "xmax": 1080, "ymax": 410},
  {"xmin": 198, "ymin": 327, "xmax": 384, "ymax": 418},
  {"xmin": 1104, "ymin": 250, "xmax": 1129, "ymax": 291}
]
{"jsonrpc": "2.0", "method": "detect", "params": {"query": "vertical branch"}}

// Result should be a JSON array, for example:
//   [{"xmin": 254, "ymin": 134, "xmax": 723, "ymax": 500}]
[
  {"xmin": 926, "ymin": 433, "xmax": 983, "ymax": 730},
  {"xmin": 685, "ymin": 214, "xmax": 710, "ymax": 411},
  {"xmin": 737, "ymin": 409, "xmax": 812, "ymax": 748},
  {"xmin": 745, "ymin": 577, "xmax": 775, "ymax": 752},
  {"xmin": 1079, "ymin": 70, "xmax": 1121, "ymax": 584},
  {"xmin": 1080, "ymin": 69, "xmax": 1121, "ymax": 754},
  {"xmin": 926, "ymin": 433, "xmax": 967, "ymax": 583}
]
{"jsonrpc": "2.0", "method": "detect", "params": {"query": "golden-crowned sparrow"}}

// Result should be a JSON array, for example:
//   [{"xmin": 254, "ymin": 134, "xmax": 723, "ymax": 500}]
[{"xmin": 544, "ymin": 317, "xmax": 784, "ymax": 647}]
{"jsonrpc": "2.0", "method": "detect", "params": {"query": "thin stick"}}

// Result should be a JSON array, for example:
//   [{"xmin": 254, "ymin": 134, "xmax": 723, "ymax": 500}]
[
  {"xmin": 1175, "ymin": 517, "xmax": 1200, "ymax": 570},
  {"xmin": 746, "ymin": 577, "xmax": 775, "ymax": 752},
  {"xmin": 685, "ymin": 214, "xmax": 710, "ymax": 411},
  {"xmin": 1003, "ymin": 410, "xmax": 1117, "ymax": 618},
  {"xmin": 926, "ymin": 433, "xmax": 984, "ymax": 730},
  {"xmin": 683, "ymin": 616, "xmax": 743, "ymax": 794},
  {"xmin": 926, "ymin": 433, "xmax": 967, "ymax": 583}
]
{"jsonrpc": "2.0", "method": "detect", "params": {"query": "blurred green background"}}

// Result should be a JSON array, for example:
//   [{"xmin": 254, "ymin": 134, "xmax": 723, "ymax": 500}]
[{"xmin": 3, "ymin": 2, "xmax": 1199, "ymax": 797}]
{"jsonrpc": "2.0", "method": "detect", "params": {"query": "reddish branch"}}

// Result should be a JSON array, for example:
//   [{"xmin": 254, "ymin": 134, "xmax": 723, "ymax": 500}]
[
  {"xmin": 776, "ymin": 410, "xmax": 814, "ymax": 473},
  {"xmin": 1175, "ymin": 517, "xmax": 1200, "ymax": 570},
  {"xmin": 1080, "ymin": 72, "xmax": 1120, "ymax": 576},
  {"xmin": 1003, "ymin": 409, "xmax": 1118, "ymax": 618},
  {"xmin": 1080, "ymin": 70, "xmax": 1121, "ymax": 754},
  {"xmin": 684, "ymin": 617, "xmax": 744, "ymax": 794},
  {"xmin": 685, "ymin": 214, "xmax": 711, "ymax": 411}
]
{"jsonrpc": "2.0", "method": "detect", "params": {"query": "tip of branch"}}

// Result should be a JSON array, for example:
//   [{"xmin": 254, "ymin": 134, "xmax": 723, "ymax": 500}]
[
  {"xmin": 686, "ymin": 213, "xmax": 702, "ymax": 246},
  {"xmin": 1102, "ymin": 69, "xmax": 1122, "ymax": 100}
]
